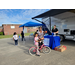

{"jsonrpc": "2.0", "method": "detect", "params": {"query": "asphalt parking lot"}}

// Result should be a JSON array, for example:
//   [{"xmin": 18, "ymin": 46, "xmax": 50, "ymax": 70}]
[{"xmin": 0, "ymin": 36, "xmax": 75, "ymax": 65}]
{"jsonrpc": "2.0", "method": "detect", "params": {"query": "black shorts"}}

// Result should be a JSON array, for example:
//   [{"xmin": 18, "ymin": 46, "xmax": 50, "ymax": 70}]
[{"xmin": 38, "ymin": 41, "xmax": 43, "ymax": 47}]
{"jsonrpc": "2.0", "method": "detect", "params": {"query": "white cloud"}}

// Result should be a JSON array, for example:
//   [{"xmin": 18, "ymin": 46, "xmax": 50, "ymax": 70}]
[
  {"xmin": 0, "ymin": 9, "xmax": 13, "ymax": 14},
  {"xmin": 0, "ymin": 10, "xmax": 21, "ymax": 24},
  {"xmin": 9, "ymin": 9, "xmax": 13, "ymax": 12},
  {"xmin": 22, "ymin": 9, "xmax": 48, "ymax": 17},
  {"xmin": 0, "ymin": 9, "xmax": 49, "ymax": 26},
  {"xmin": 21, "ymin": 9, "xmax": 49, "ymax": 23}
]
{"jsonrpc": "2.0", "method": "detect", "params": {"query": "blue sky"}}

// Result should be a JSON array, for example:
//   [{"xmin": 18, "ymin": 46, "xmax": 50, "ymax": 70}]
[{"xmin": 0, "ymin": 9, "xmax": 49, "ymax": 26}]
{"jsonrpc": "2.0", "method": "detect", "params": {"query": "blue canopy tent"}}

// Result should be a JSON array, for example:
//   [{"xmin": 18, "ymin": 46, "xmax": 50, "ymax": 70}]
[
  {"xmin": 19, "ymin": 21, "xmax": 51, "ymax": 35},
  {"xmin": 19, "ymin": 21, "xmax": 44, "ymax": 27},
  {"xmin": 19, "ymin": 21, "xmax": 44, "ymax": 33}
]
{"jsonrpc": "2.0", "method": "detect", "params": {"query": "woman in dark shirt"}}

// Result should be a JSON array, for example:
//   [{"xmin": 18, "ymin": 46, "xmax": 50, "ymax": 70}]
[{"xmin": 52, "ymin": 25, "xmax": 58, "ymax": 35}]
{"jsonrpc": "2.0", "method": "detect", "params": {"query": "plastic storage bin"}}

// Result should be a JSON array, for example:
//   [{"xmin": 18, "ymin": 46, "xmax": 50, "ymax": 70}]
[{"xmin": 44, "ymin": 35, "xmax": 50, "ymax": 47}]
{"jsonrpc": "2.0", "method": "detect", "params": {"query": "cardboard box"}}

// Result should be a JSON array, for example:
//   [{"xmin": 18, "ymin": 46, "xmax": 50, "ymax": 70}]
[{"xmin": 54, "ymin": 45, "xmax": 66, "ymax": 52}]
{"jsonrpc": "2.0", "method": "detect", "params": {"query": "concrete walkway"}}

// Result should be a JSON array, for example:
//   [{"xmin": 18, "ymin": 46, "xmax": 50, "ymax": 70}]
[{"xmin": 0, "ymin": 37, "xmax": 75, "ymax": 65}]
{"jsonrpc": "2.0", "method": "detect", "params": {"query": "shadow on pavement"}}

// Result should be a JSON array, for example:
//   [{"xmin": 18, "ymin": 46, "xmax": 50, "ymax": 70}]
[
  {"xmin": 18, "ymin": 38, "xmax": 34, "ymax": 55},
  {"xmin": 61, "ymin": 39, "xmax": 75, "ymax": 46},
  {"xmin": 7, "ymin": 42, "xmax": 14, "ymax": 45},
  {"xmin": 18, "ymin": 46, "xmax": 30, "ymax": 55}
]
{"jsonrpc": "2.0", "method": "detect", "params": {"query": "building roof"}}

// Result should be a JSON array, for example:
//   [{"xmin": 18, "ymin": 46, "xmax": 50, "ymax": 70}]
[
  {"xmin": 32, "ymin": 9, "xmax": 74, "ymax": 19},
  {"xmin": 2, "ymin": 24, "xmax": 23, "ymax": 26}
]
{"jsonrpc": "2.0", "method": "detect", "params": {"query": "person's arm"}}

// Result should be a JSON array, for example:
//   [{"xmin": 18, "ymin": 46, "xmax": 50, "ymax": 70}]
[
  {"xmin": 54, "ymin": 28, "xmax": 58, "ymax": 33},
  {"xmin": 43, "ymin": 31, "xmax": 47, "ymax": 35},
  {"xmin": 35, "ymin": 40, "xmax": 38, "ymax": 42},
  {"xmin": 41, "ymin": 37, "xmax": 44, "ymax": 40},
  {"xmin": 13, "ymin": 38, "xmax": 14, "ymax": 41},
  {"xmin": 55, "ymin": 31, "xmax": 58, "ymax": 33},
  {"xmin": 13, "ymin": 36, "xmax": 14, "ymax": 41}
]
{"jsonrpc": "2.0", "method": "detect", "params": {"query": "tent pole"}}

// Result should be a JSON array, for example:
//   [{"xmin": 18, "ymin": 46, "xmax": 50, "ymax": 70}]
[
  {"xmin": 49, "ymin": 17, "xmax": 51, "ymax": 31},
  {"xmin": 32, "ymin": 18, "xmax": 42, "ymax": 23},
  {"xmin": 32, "ymin": 18, "xmax": 44, "ymax": 24}
]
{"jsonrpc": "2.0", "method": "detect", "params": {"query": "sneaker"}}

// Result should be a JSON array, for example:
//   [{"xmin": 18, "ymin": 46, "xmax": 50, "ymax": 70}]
[
  {"xmin": 15, "ymin": 44, "xmax": 18, "ymax": 46},
  {"xmin": 36, "ymin": 54, "xmax": 41, "ymax": 56}
]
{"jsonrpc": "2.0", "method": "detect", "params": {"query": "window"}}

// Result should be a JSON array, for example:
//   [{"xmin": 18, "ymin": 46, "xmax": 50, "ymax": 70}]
[{"xmin": 11, "ymin": 26, "xmax": 15, "ymax": 29}]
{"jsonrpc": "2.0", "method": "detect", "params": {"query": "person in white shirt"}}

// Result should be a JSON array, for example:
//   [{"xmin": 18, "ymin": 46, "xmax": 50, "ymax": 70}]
[{"xmin": 13, "ymin": 32, "xmax": 18, "ymax": 45}]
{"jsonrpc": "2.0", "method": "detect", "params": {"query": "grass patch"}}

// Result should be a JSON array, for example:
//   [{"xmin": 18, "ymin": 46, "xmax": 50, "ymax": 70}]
[
  {"xmin": 24, "ymin": 32, "xmax": 34, "ymax": 36},
  {"xmin": 0, "ymin": 32, "xmax": 35, "ymax": 39},
  {"xmin": 0, "ymin": 35, "xmax": 13, "ymax": 39}
]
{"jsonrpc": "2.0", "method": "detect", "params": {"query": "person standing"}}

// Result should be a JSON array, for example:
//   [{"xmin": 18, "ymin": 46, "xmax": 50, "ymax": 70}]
[
  {"xmin": 13, "ymin": 32, "xmax": 18, "ymax": 46},
  {"xmin": 37, "ymin": 27, "xmax": 44, "ymax": 47},
  {"xmin": 52, "ymin": 25, "xmax": 58, "ymax": 35},
  {"xmin": 21, "ymin": 31, "xmax": 25, "ymax": 41}
]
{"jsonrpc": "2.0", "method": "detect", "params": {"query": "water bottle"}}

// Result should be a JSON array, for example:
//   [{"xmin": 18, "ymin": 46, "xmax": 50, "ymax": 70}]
[
  {"xmin": 54, "ymin": 33, "xmax": 56, "ymax": 36},
  {"xmin": 19, "ymin": 35, "xmax": 20, "ymax": 38}
]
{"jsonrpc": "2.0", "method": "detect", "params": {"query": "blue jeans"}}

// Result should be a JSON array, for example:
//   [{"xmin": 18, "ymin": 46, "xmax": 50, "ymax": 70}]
[{"xmin": 14, "ymin": 40, "xmax": 18, "ymax": 45}]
